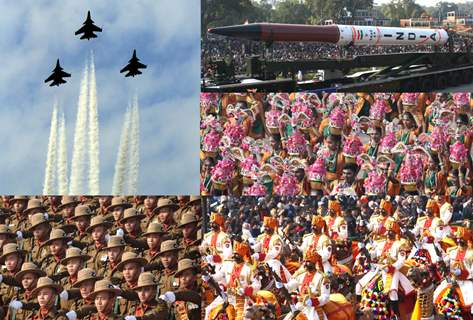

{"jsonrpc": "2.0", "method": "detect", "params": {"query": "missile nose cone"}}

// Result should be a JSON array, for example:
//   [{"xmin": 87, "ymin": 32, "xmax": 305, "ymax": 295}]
[{"xmin": 208, "ymin": 24, "xmax": 262, "ymax": 41}]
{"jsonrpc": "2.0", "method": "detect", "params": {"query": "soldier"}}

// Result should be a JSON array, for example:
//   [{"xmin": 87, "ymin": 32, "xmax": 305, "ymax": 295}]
[
  {"xmin": 0, "ymin": 243, "xmax": 26, "ymax": 318},
  {"xmin": 157, "ymin": 240, "xmax": 181, "ymax": 295},
  {"xmin": 128, "ymin": 272, "xmax": 169, "ymax": 318},
  {"xmin": 120, "ymin": 208, "xmax": 145, "ymax": 239},
  {"xmin": 8, "ymin": 196, "xmax": 29, "ymax": 232},
  {"xmin": 254, "ymin": 216, "xmax": 285, "ymax": 259},
  {"xmin": 0, "ymin": 225, "xmax": 17, "ymax": 254},
  {"xmin": 43, "ymin": 196, "xmax": 62, "ymax": 216},
  {"xmin": 161, "ymin": 258, "xmax": 201, "ymax": 320},
  {"xmin": 85, "ymin": 216, "xmax": 112, "ymax": 269},
  {"xmin": 204, "ymin": 240, "xmax": 260, "ymax": 320},
  {"xmin": 151, "ymin": 198, "xmax": 179, "ymax": 236},
  {"xmin": 39, "ymin": 228, "xmax": 71, "ymax": 278},
  {"xmin": 56, "ymin": 196, "xmax": 81, "ymax": 228},
  {"xmin": 285, "ymin": 250, "xmax": 331, "ymax": 320},
  {"xmin": 96, "ymin": 236, "xmax": 126, "ymax": 284},
  {"xmin": 201, "ymin": 213, "xmax": 229, "ymax": 262},
  {"xmin": 444, "ymin": 227, "xmax": 473, "ymax": 278},
  {"xmin": 27, "ymin": 213, "xmax": 52, "ymax": 263},
  {"xmin": 115, "ymin": 251, "xmax": 147, "ymax": 315},
  {"xmin": 87, "ymin": 279, "xmax": 122, "ymax": 320},
  {"xmin": 23, "ymin": 199, "xmax": 46, "ymax": 217},
  {"xmin": 69, "ymin": 205, "xmax": 94, "ymax": 248},
  {"xmin": 107, "ymin": 197, "xmax": 132, "ymax": 234},
  {"xmin": 64, "ymin": 268, "xmax": 102, "ymax": 319},
  {"xmin": 177, "ymin": 212, "xmax": 201, "ymax": 262},
  {"xmin": 27, "ymin": 276, "xmax": 71, "ymax": 320},
  {"xmin": 142, "ymin": 223, "xmax": 165, "ymax": 274},
  {"xmin": 59, "ymin": 247, "xmax": 91, "ymax": 292},
  {"xmin": 139, "ymin": 197, "xmax": 158, "ymax": 230},
  {"xmin": 97, "ymin": 196, "xmax": 113, "ymax": 217},
  {"xmin": 7, "ymin": 262, "xmax": 46, "ymax": 320},
  {"xmin": 174, "ymin": 196, "xmax": 201, "ymax": 224}
]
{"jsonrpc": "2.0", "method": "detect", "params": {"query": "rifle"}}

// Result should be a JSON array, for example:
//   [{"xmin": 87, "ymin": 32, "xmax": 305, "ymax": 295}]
[
  {"xmin": 202, "ymin": 264, "xmax": 230, "ymax": 320},
  {"xmin": 280, "ymin": 229, "xmax": 303, "ymax": 259},
  {"xmin": 262, "ymin": 262, "xmax": 301, "ymax": 320}
]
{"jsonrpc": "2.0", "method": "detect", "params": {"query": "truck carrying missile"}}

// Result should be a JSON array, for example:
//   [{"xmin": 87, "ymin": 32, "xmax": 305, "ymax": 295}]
[{"xmin": 202, "ymin": 22, "xmax": 473, "ymax": 92}]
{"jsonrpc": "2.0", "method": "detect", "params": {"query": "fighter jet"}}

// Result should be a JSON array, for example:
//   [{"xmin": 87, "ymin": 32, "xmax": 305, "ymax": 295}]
[
  {"xmin": 75, "ymin": 11, "xmax": 102, "ymax": 40},
  {"xmin": 44, "ymin": 59, "xmax": 71, "ymax": 87},
  {"xmin": 120, "ymin": 49, "xmax": 147, "ymax": 77}
]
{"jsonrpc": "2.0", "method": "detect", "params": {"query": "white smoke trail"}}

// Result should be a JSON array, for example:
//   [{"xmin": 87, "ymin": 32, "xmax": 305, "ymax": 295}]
[
  {"xmin": 69, "ymin": 61, "xmax": 89, "ymax": 195},
  {"xmin": 57, "ymin": 111, "xmax": 68, "ymax": 194},
  {"xmin": 88, "ymin": 51, "xmax": 100, "ymax": 194},
  {"xmin": 127, "ymin": 95, "xmax": 140, "ymax": 194},
  {"xmin": 43, "ymin": 103, "xmax": 58, "ymax": 194},
  {"xmin": 112, "ymin": 107, "xmax": 131, "ymax": 195}
]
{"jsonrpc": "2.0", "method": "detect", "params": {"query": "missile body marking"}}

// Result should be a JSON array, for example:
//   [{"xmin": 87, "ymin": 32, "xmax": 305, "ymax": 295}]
[{"xmin": 208, "ymin": 23, "xmax": 449, "ymax": 46}]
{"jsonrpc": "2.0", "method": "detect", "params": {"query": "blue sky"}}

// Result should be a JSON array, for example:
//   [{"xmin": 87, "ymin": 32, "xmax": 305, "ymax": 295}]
[{"xmin": 0, "ymin": 0, "xmax": 200, "ymax": 194}]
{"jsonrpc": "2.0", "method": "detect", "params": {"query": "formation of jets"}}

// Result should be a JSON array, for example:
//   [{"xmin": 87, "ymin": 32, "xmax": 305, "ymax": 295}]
[{"xmin": 45, "ymin": 10, "xmax": 147, "ymax": 87}]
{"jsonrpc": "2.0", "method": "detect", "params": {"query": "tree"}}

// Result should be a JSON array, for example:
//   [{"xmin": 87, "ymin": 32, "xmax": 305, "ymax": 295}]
[
  {"xmin": 201, "ymin": 0, "xmax": 257, "ymax": 35},
  {"xmin": 271, "ymin": 0, "xmax": 311, "ymax": 24}
]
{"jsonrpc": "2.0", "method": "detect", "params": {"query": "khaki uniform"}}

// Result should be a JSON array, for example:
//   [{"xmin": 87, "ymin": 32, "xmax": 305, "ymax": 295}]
[
  {"xmin": 138, "ymin": 210, "xmax": 155, "ymax": 231},
  {"xmin": 6, "ymin": 290, "xmax": 37, "ymax": 320},
  {"xmin": 133, "ymin": 300, "xmax": 168, "ymax": 318},
  {"xmin": 158, "ymin": 269, "xmax": 180, "ymax": 295},
  {"xmin": 40, "ymin": 254, "xmax": 67, "ymax": 279},
  {"xmin": 116, "ymin": 285, "xmax": 139, "ymax": 316},
  {"xmin": 178, "ymin": 238, "xmax": 201, "ymax": 262},
  {"xmin": 0, "ymin": 281, "xmax": 19, "ymax": 318},
  {"xmin": 26, "ymin": 239, "xmax": 49, "ymax": 264},
  {"xmin": 85, "ymin": 243, "xmax": 107, "ymax": 270},
  {"xmin": 9, "ymin": 215, "xmax": 29, "ymax": 235},
  {"xmin": 96, "ymin": 259, "xmax": 122, "ymax": 285},
  {"xmin": 71, "ymin": 231, "xmax": 92, "ymax": 249},
  {"xmin": 30, "ymin": 307, "xmax": 68, "ymax": 320}
]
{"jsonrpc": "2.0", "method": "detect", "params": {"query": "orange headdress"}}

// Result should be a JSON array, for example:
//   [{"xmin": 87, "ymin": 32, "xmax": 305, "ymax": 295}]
[
  {"xmin": 380, "ymin": 198, "xmax": 393, "ymax": 216},
  {"xmin": 328, "ymin": 199, "xmax": 341, "ymax": 216},
  {"xmin": 233, "ymin": 241, "xmax": 251, "ymax": 261},
  {"xmin": 263, "ymin": 216, "xmax": 278, "ymax": 230},
  {"xmin": 210, "ymin": 213, "xmax": 225, "ymax": 228},
  {"xmin": 311, "ymin": 215, "xmax": 328, "ymax": 233},
  {"xmin": 426, "ymin": 199, "xmax": 440, "ymax": 217},
  {"xmin": 255, "ymin": 291, "xmax": 281, "ymax": 318},
  {"xmin": 385, "ymin": 220, "xmax": 401, "ymax": 235}
]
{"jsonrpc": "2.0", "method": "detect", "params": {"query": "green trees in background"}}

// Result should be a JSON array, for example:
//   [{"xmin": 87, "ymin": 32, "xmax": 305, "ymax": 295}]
[{"xmin": 202, "ymin": 0, "xmax": 473, "ymax": 34}]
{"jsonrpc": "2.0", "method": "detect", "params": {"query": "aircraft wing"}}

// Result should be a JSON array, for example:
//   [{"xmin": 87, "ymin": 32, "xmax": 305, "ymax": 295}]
[
  {"xmin": 60, "ymin": 71, "xmax": 71, "ymax": 78},
  {"xmin": 120, "ymin": 64, "xmax": 131, "ymax": 73},
  {"xmin": 75, "ymin": 25, "xmax": 86, "ymax": 35},
  {"xmin": 91, "ymin": 24, "xmax": 102, "ymax": 32},
  {"xmin": 136, "ymin": 61, "xmax": 147, "ymax": 69},
  {"xmin": 44, "ymin": 74, "xmax": 55, "ymax": 83}
]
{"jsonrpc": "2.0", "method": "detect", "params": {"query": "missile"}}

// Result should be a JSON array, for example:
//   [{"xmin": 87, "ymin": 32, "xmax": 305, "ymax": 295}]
[{"xmin": 208, "ymin": 23, "xmax": 449, "ymax": 46}]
